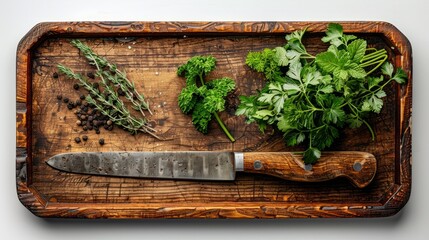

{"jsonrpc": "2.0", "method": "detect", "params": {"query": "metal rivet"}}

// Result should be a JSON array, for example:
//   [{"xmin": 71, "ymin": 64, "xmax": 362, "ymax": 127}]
[
  {"xmin": 304, "ymin": 164, "xmax": 313, "ymax": 171},
  {"xmin": 254, "ymin": 160, "xmax": 263, "ymax": 170},
  {"xmin": 353, "ymin": 162, "xmax": 363, "ymax": 172}
]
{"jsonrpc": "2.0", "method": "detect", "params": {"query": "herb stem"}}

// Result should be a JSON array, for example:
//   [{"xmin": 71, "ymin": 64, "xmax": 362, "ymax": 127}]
[
  {"xmin": 356, "ymin": 78, "xmax": 394, "ymax": 101},
  {"xmin": 361, "ymin": 49, "xmax": 386, "ymax": 61},
  {"xmin": 213, "ymin": 112, "xmax": 236, "ymax": 142},
  {"xmin": 198, "ymin": 74, "xmax": 235, "ymax": 142},
  {"xmin": 347, "ymin": 102, "xmax": 375, "ymax": 140},
  {"xmin": 362, "ymin": 119, "xmax": 375, "ymax": 141}
]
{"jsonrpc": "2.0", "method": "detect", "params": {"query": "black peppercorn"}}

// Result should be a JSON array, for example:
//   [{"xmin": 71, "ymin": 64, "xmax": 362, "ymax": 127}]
[
  {"xmin": 53, "ymin": 72, "xmax": 59, "ymax": 78},
  {"xmin": 80, "ymin": 94, "xmax": 85, "ymax": 100},
  {"xmin": 56, "ymin": 94, "xmax": 62, "ymax": 100},
  {"xmin": 104, "ymin": 125, "xmax": 109, "ymax": 130},
  {"xmin": 63, "ymin": 97, "xmax": 69, "ymax": 103},
  {"xmin": 87, "ymin": 72, "xmax": 95, "ymax": 79},
  {"xmin": 74, "ymin": 137, "xmax": 81, "ymax": 143},
  {"xmin": 82, "ymin": 125, "xmax": 88, "ymax": 131},
  {"xmin": 82, "ymin": 135, "xmax": 88, "ymax": 141},
  {"xmin": 117, "ymin": 88, "xmax": 125, "ymax": 96},
  {"xmin": 108, "ymin": 125, "xmax": 113, "ymax": 131},
  {"xmin": 75, "ymin": 99, "xmax": 82, "ymax": 106},
  {"xmin": 99, "ymin": 138, "xmax": 105, "ymax": 145},
  {"xmin": 73, "ymin": 83, "xmax": 80, "ymax": 90},
  {"xmin": 95, "ymin": 129, "xmax": 100, "ymax": 134}
]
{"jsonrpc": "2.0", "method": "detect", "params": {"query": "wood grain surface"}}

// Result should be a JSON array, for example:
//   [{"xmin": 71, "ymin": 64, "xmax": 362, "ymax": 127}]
[
  {"xmin": 243, "ymin": 151, "xmax": 377, "ymax": 188},
  {"xmin": 16, "ymin": 21, "xmax": 412, "ymax": 218}
]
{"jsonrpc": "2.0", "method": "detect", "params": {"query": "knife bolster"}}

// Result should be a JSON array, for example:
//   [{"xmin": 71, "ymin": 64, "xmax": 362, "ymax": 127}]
[{"xmin": 234, "ymin": 152, "xmax": 244, "ymax": 171}]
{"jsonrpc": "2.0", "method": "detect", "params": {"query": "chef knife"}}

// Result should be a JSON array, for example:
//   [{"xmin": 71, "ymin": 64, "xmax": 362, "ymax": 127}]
[{"xmin": 46, "ymin": 151, "xmax": 376, "ymax": 188}]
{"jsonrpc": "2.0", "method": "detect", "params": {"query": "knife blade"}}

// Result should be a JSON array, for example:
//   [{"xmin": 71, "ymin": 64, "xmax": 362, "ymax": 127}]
[{"xmin": 46, "ymin": 151, "xmax": 376, "ymax": 188}]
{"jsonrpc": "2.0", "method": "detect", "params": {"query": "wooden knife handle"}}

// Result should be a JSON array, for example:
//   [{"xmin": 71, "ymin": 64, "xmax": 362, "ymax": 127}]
[{"xmin": 242, "ymin": 151, "xmax": 377, "ymax": 188}]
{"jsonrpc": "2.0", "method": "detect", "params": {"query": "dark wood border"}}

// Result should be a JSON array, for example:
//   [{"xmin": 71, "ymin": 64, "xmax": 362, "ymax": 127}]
[{"xmin": 16, "ymin": 21, "xmax": 412, "ymax": 218}]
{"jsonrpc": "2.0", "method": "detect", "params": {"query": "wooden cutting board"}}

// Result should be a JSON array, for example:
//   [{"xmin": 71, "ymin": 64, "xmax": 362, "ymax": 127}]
[{"xmin": 16, "ymin": 21, "xmax": 412, "ymax": 218}]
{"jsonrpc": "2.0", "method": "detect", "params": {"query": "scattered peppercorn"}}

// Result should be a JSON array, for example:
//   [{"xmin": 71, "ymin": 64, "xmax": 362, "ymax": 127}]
[
  {"xmin": 117, "ymin": 88, "xmax": 125, "ymax": 96},
  {"xmin": 75, "ymin": 99, "xmax": 82, "ymax": 106},
  {"xmin": 82, "ymin": 135, "xmax": 88, "ymax": 141},
  {"xmin": 76, "ymin": 120, "xmax": 82, "ymax": 126},
  {"xmin": 52, "ymin": 72, "xmax": 59, "ymax": 78},
  {"xmin": 82, "ymin": 125, "xmax": 88, "ymax": 131},
  {"xmin": 87, "ymin": 72, "xmax": 95, "ymax": 79},
  {"xmin": 99, "ymin": 138, "xmax": 105, "ymax": 145},
  {"xmin": 56, "ymin": 94, "xmax": 62, "ymax": 100},
  {"xmin": 74, "ymin": 137, "xmax": 81, "ymax": 143},
  {"xmin": 107, "ymin": 120, "xmax": 113, "ymax": 126},
  {"xmin": 80, "ymin": 94, "xmax": 85, "ymax": 100},
  {"xmin": 63, "ymin": 97, "xmax": 69, "ymax": 103},
  {"xmin": 95, "ymin": 129, "xmax": 100, "ymax": 134},
  {"xmin": 73, "ymin": 83, "xmax": 80, "ymax": 90}
]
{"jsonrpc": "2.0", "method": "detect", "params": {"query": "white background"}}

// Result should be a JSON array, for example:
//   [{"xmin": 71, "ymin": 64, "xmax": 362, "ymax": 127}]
[{"xmin": 1, "ymin": 0, "xmax": 427, "ymax": 239}]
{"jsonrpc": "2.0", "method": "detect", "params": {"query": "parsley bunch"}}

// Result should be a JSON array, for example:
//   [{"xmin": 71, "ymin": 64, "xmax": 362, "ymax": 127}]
[
  {"xmin": 236, "ymin": 23, "xmax": 407, "ymax": 164},
  {"xmin": 177, "ymin": 56, "xmax": 236, "ymax": 142}
]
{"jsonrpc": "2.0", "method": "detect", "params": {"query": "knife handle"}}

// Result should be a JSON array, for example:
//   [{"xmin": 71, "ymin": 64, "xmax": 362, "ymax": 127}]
[{"xmin": 241, "ymin": 151, "xmax": 377, "ymax": 188}]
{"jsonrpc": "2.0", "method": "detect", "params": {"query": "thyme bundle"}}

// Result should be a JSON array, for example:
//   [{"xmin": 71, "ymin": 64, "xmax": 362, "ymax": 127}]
[{"xmin": 58, "ymin": 40, "xmax": 159, "ymax": 139}]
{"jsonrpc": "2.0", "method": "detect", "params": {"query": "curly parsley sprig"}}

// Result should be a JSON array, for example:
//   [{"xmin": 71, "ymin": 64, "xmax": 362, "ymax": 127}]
[
  {"xmin": 237, "ymin": 23, "xmax": 407, "ymax": 164},
  {"xmin": 177, "ymin": 56, "xmax": 236, "ymax": 142}
]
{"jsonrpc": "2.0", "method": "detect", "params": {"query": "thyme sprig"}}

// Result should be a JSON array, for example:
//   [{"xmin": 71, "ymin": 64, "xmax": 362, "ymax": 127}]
[
  {"xmin": 57, "ymin": 40, "xmax": 160, "ymax": 139},
  {"xmin": 70, "ymin": 39, "xmax": 151, "ymax": 116}
]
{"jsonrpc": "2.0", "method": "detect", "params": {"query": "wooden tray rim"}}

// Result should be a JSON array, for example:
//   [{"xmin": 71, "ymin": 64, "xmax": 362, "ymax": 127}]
[{"xmin": 16, "ymin": 21, "xmax": 412, "ymax": 219}]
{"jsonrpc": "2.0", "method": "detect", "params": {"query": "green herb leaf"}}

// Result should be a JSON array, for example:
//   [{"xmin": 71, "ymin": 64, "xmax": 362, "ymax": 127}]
[
  {"xmin": 368, "ymin": 76, "xmax": 384, "ymax": 90},
  {"xmin": 178, "ymin": 85, "xmax": 198, "ymax": 114},
  {"xmin": 381, "ymin": 62, "xmax": 394, "ymax": 77},
  {"xmin": 347, "ymin": 39, "xmax": 367, "ymax": 62},
  {"xmin": 392, "ymin": 68, "xmax": 408, "ymax": 84},
  {"xmin": 303, "ymin": 147, "xmax": 321, "ymax": 164},
  {"xmin": 321, "ymin": 23, "xmax": 344, "ymax": 47},
  {"xmin": 274, "ymin": 47, "xmax": 289, "ymax": 66},
  {"xmin": 286, "ymin": 61, "xmax": 302, "ymax": 80}
]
